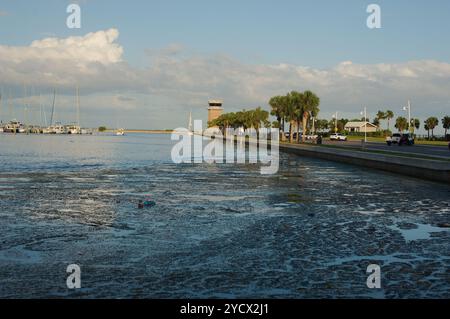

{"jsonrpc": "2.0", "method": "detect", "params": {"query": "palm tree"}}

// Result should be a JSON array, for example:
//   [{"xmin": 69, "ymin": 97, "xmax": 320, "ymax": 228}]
[
  {"xmin": 376, "ymin": 110, "xmax": 386, "ymax": 128},
  {"xmin": 316, "ymin": 119, "xmax": 329, "ymax": 132},
  {"xmin": 372, "ymin": 118, "xmax": 380, "ymax": 128},
  {"xmin": 410, "ymin": 118, "xmax": 420, "ymax": 134},
  {"xmin": 425, "ymin": 117, "xmax": 439, "ymax": 138},
  {"xmin": 301, "ymin": 90, "xmax": 320, "ymax": 142},
  {"xmin": 385, "ymin": 110, "xmax": 394, "ymax": 131},
  {"xmin": 424, "ymin": 124, "xmax": 430, "ymax": 139},
  {"xmin": 395, "ymin": 117, "xmax": 408, "ymax": 132},
  {"xmin": 269, "ymin": 96, "xmax": 285, "ymax": 141},
  {"xmin": 284, "ymin": 93, "xmax": 297, "ymax": 144},
  {"xmin": 253, "ymin": 107, "xmax": 269, "ymax": 131},
  {"xmin": 442, "ymin": 116, "xmax": 450, "ymax": 137},
  {"xmin": 287, "ymin": 91, "xmax": 303, "ymax": 143}
]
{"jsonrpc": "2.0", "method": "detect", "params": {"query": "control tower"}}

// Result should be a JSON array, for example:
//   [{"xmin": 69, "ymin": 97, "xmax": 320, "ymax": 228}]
[{"xmin": 207, "ymin": 100, "xmax": 224, "ymax": 125}]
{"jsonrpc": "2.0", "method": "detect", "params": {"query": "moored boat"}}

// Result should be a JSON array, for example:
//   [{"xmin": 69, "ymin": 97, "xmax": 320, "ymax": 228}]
[
  {"xmin": 3, "ymin": 120, "xmax": 23, "ymax": 133},
  {"xmin": 66, "ymin": 124, "xmax": 81, "ymax": 135}
]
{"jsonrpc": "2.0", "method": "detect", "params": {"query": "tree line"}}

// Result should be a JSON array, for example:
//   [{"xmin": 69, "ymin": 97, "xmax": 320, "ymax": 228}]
[
  {"xmin": 208, "ymin": 107, "xmax": 270, "ymax": 132},
  {"xmin": 375, "ymin": 110, "xmax": 450, "ymax": 139},
  {"xmin": 269, "ymin": 91, "xmax": 320, "ymax": 143},
  {"xmin": 209, "ymin": 94, "xmax": 450, "ymax": 142},
  {"xmin": 209, "ymin": 90, "xmax": 321, "ymax": 144}
]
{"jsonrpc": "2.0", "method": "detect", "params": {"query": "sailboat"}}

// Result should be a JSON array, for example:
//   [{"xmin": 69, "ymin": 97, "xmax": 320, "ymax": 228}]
[
  {"xmin": 44, "ymin": 89, "xmax": 65, "ymax": 134},
  {"xmin": 67, "ymin": 86, "xmax": 81, "ymax": 134},
  {"xmin": 115, "ymin": 108, "xmax": 125, "ymax": 136},
  {"xmin": 0, "ymin": 92, "xmax": 3, "ymax": 133}
]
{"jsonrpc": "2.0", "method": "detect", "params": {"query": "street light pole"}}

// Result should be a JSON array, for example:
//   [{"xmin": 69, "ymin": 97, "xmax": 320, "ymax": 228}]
[
  {"xmin": 360, "ymin": 107, "xmax": 367, "ymax": 143},
  {"xmin": 364, "ymin": 107, "xmax": 367, "ymax": 143},
  {"xmin": 408, "ymin": 100, "xmax": 411, "ymax": 133},
  {"xmin": 403, "ymin": 100, "xmax": 412, "ymax": 133},
  {"xmin": 333, "ymin": 111, "xmax": 338, "ymax": 133}
]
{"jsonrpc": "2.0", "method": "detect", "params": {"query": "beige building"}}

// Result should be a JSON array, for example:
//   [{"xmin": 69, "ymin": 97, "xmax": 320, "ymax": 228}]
[
  {"xmin": 344, "ymin": 121, "xmax": 378, "ymax": 133},
  {"xmin": 207, "ymin": 100, "xmax": 224, "ymax": 126}
]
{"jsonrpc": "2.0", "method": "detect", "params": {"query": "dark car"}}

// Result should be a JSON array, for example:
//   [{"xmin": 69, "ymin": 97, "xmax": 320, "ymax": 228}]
[{"xmin": 399, "ymin": 133, "xmax": 415, "ymax": 146}]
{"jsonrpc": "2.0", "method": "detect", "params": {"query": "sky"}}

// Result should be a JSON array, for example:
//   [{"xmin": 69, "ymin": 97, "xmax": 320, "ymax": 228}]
[{"xmin": 0, "ymin": 0, "xmax": 449, "ymax": 133}]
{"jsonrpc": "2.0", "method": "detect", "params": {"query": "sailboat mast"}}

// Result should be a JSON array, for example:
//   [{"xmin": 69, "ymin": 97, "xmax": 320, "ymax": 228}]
[
  {"xmin": 188, "ymin": 110, "xmax": 192, "ymax": 131},
  {"xmin": 8, "ymin": 89, "xmax": 13, "ymax": 120},
  {"xmin": 41, "ymin": 93, "xmax": 47, "ymax": 127},
  {"xmin": 0, "ymin": 89, "xmax": 2, "ymax": 124},
  {"xmin": 76, "ymin": 86, "xmax": 80, "ymax": 127},
  {"xmin": 50, "ymin": 89, "xmax": 56, "ymax": 126},
  {"xmin": 23, "ymin": 84, "xmax": 27, "ymax": 128}
]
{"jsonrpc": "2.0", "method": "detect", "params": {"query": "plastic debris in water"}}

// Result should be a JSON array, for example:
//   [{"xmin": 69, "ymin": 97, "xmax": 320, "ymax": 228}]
[
  {"xmin": 143, "ymin": 200, "xmax": 156, "ymax": 208},
  {"xmin": 138, "ymin": 199, "xmax": 156, "ymax": 209}
]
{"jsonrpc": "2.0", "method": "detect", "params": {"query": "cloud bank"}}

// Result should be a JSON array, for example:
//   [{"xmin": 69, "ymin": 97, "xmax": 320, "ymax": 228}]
[{"xmin": 0, "ymin": 28, "xmax": 449, "ymax": 129}]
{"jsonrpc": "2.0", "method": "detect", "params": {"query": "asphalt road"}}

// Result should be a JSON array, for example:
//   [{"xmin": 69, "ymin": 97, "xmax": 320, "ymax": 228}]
[{"xmin": 324, "ymin": 140, "xmax": 450, "ymax": 159}]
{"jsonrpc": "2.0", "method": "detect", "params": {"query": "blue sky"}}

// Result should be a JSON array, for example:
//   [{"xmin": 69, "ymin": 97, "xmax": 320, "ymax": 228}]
[
  {"xmin": 2, "ymin": 0, "xmax": 450, "ymax": 67},
  {"xmin": 0, "ymin": 0, "xmax": 449, "ymax": 132}
]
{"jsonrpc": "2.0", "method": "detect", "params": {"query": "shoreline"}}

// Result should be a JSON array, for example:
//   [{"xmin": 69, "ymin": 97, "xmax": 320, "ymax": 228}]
[
  {"xmin": 203, "ymin": 134, "xmax": 450, "ymax": 184},
  {"xmin": 279, "ymin": 142, "xmax": 450, "ymax": 184},
  {"xmin": 105, "ymin": 129, "xmax": 173, "ymax": 134}
]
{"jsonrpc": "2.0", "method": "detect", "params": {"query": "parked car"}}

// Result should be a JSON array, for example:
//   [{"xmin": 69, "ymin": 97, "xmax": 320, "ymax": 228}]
[
  {"xmin": 386, "ymin": 133, "xmax": 414, "ymax": 146},
  {"xmin": 386, "ymin": 133, "xmax": 402, "ymax": 145},
  {"xmin": 399, "ymin": 133, "xmax": 415, "ymax": 146},
  {"xmin": 330, "ymin": 133, "xmax": 348, "ymax": 141}
]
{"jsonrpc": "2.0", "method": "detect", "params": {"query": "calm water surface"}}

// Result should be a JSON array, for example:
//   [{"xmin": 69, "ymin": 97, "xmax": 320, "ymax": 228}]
[{"xmin": 0, "ymin": 133, "xmax": 449, "ymax": 298}]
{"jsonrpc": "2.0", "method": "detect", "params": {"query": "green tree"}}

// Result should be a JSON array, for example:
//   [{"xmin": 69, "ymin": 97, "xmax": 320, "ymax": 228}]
[
  {"xmin": 328, "ymin": 118, "xmax": 348, "ymax": 133},
  {"xmin": 98, "ymin": 126, "xmax": 107, "ymax": 132},
  {"xmin": 385, "ymin": 110, "xmax": 394, "ymax": 131},
  {"xmin": 301, "ymin": 90, "xmax": 320, "ymax": 142},
  {"xmin": 442, "ymin": 116, "xmax": 450, "ymax": 137},
  {"xmin": 287, "ymin": 91, "xmax": 304, "ymax": 143},
  {"xmin": 424, "ymin": 123, "xmax": 430, "ymax": 139},
  {"xmin": 395, "ymin": 117, "xmax": 408, "ymax": 132},
  {"xmin": 253, "ymin": 107, "xmax": 270, "ymax": 130},
  {"xmin": 410, "ymin": 118, "xmax": 420, "ymax": 133},
  {"xmin": 372, "ymin": 118, "xmax": 380, "ymax": 128},
  {"xmin": 285, "ymin": 92, "xmax": 299, "ymax": 143},
  {"xmin": 315, "ymin": 119, "xmax": 329, "ymax": 132},
  {"xmin": 269, "ymin": 96, "xmax": 285, "ymax": 140},
  {"xmin": 376, "ymin": 110, "xmax": 386, "ymax": 128},
  {"xmin": 425, "ymin": 117, "xmax": 439, "ymax": 138}
]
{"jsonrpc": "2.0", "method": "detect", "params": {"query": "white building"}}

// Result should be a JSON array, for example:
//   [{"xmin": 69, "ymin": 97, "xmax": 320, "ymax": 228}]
[{"xmin": 344, "ymin": 121, "xmax": 378, "ymax": 133}]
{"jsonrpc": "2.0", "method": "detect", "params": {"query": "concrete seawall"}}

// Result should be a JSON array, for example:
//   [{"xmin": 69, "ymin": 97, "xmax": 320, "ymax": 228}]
[{"xmin": 280, "ymin": 143, "xmax": 450, "ymax": 184}]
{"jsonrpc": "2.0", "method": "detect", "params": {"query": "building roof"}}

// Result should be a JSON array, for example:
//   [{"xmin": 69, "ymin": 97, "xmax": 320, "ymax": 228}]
[
  {"xmin": 344, "ymin": 121, "xmax": 378, "ymax": 128},
  {"xmin": 208, "ymin": 99, "xmax": 223, "ymax": 105}
]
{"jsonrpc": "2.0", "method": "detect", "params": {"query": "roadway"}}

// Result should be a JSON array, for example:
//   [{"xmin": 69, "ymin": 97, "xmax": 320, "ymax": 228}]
[{"xmin": 323, "ymin": 140, "xmax": 450, "ymax": 159}]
